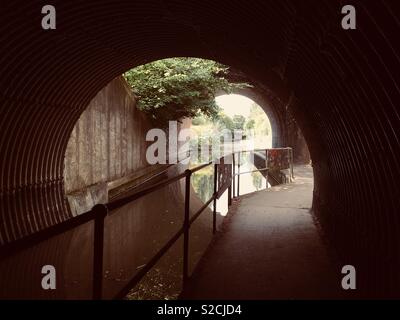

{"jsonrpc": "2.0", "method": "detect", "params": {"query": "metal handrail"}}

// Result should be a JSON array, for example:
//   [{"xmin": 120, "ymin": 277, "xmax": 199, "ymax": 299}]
[
  {"xmin": 110, "ymin": 152, "xmax": 191, "ymax": 200},
  {"xmin": 235, "ymin": 167, "xmax": 268, "ymax": 176},
  {"xmin": 234, "ymin": 148, "xmax": 293, "ymax": 196},
  {"xmin": 0, "ymin": 158, "xmax": 223, "ymax": 300},
  {"xmin": 0, "ymin": 147, "xmax": 293, "ymax": 300},
  {"xmin": 0, "ymin": 208, "xmax": 97, "ymax": 260},
  {"xmin": 107, "ymin": 171, "xmax": 188, "ymax": 211}
]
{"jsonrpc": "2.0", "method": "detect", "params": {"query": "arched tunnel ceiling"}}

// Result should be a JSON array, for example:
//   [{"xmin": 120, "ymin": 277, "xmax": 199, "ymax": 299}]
[{"xmin": 1, "ymin": 0, "xmax": 400, "ymax": 296}]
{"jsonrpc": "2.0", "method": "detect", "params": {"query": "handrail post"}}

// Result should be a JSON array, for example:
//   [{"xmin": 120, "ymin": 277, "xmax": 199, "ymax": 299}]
[
  {"xmin": 228, "ymin": 185, "xmax": 232, "ymax": 206},
  {"xmin": 290, "ymin": 148, "xmax": 294, "ymax": 180},
  {"xmin": 227, "ymin": 155, "xmax": 232, "ymax": 207},
  {"xmin": 232, "ymin": 152, "xmax": 236, "ymax": 197},
  {"xmin": 183, "ymin": 170, "xmax": 191, "ymax": 286},
  {"xmin": 92, "ymin": 203, "xmax": 108, "ymax": 300},
  {"xmin": 237, "ymin": 151, "xmax": 240, "ymax": 197},
  {"xmin": 213, "ymin": 164, "xmax": 218, "ymax": 234},
  {"xmin": 228, "ymin": 158, "xmax": 232, "ymax": 207},
  {"xmin": 266, "ymin": 149, "xmax": 269, "ymax": 188}
]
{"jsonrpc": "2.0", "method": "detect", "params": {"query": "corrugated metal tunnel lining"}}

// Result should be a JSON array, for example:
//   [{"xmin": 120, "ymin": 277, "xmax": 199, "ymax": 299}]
[{"xmin": 0, "ymin": 0, "xmax": 399, "ymax": 297}]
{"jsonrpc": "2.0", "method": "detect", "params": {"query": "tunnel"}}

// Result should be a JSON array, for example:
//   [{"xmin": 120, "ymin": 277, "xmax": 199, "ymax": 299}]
[{"xmin": 0, "ymin": 0, "xmax": 399, "ymax": 298}]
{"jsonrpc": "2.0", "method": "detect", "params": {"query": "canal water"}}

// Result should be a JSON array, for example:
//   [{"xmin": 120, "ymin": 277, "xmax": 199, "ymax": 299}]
[
  {"xmin": 0, "ymin": 152, "xmax": 269, "ymax": 299},
  {"xmin": 191, "ymin": 152, "xmax": 270, "ymax": 217}
]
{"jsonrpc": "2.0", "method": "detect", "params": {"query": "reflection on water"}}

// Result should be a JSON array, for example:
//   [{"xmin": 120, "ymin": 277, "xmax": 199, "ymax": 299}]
[
  {"xmin": 190, "ymin": 166, "xmax": 229, "ymax": 216},
  {"xmin": 0, "ymin": 154, "xmax": 271, "ymax": 300},
  {"xmin": 190, "ymin": 153, "xmax": 271, "ymax": 216},
  {"xmin": 0, "ymin": 179, "xmax": 187, "ymax": 300},
  {"xmin": 191, "ymin": 166, "xmax": 214, "ymax": 206}
]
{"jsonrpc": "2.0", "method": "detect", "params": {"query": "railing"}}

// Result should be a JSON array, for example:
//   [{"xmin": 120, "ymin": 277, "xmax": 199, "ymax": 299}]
[
  {"xmin": 233, "ymin": 148, "xmax": 294, "ymax": 196},
  {"xmin": 0, "ymin": 148, "xmax": 293, "ymax": 300}
]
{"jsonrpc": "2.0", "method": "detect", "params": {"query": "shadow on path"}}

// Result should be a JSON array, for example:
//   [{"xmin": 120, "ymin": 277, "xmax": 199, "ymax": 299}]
[{"xmin": 181, "ymin": 165, "xmax": 342, "ymax": 299}]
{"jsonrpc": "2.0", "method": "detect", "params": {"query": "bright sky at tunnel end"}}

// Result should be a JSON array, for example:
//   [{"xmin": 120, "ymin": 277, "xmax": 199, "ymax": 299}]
[{"xmin": 215, "ymin": 94, "xmax": 255, "ymax": 118}]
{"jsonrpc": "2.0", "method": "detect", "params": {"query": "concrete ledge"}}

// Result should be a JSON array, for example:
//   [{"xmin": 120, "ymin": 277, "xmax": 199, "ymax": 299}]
[{"xmin": 67, "ymin": 182, "xmax": 108, "ymax": 216}]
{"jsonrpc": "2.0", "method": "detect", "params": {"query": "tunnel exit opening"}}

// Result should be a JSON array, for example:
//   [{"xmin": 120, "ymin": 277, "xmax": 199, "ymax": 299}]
[
  {"xmin": 59, "ymin": 57, "xmax": 315, "ymax": 300},
  {"xmin": 0, "ymin": 54, "xmax": 315, "ymax": 300},
  {"xmin": 63, "ymin": 56, "xmax": 311, "ymax": 211}
]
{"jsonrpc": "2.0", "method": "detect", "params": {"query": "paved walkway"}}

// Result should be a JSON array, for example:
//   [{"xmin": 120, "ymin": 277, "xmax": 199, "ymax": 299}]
[{"xmin": 181, "ymin": 165, "xmax": 342, "ymax": 299}]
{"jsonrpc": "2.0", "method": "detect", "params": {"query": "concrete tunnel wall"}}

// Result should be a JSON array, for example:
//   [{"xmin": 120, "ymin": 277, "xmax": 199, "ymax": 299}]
[
  {"xmin": 0, "ymin": 0, "xmax": 400, "ymax": 297},
  {"xmin": 64, "ymin": 76, "xmax": 153, "ymax": 215},
  {"xmin": 64, "ymin": 76, "xmax": 152, "ymax": 195},
  {"xmin": 64, "ymin": 75, "xmax": 193, "ymax": 215}
]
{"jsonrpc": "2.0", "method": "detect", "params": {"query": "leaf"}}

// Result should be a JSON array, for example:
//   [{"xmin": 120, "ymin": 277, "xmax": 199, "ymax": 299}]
[{"xmin": 123, "ymin": 58, "xmax": 250, "ymax": 127}]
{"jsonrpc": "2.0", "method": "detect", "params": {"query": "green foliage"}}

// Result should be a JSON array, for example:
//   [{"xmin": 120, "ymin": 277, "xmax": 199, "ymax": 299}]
[
  {"xmin": 245, "ymin": 119, "xmax": 255, "ymax": 130},
  {"xmin": 248, "ymin": 103, "xmax": 270, "ymax": 136},
  {"xmin": 217, "ymin": 113, "xmax": 235, "ymax": 131},
  {"xmin": 191, "ymin": 114, "xmax": 207, "ymax": 126},
  {"xmin": 232, "ymin": 115, "xmax": 246, "ymax": 131},
  {"xmin": 215, "ymin": 114, "xmax": 246, "ymax": 139},
  {"xmin": 191, "ymin": 167, "xmax": 214, "ymax": 202},
  {"xmin": 124, "ymin": 58, "xmax": 250, "ymax": 126}
]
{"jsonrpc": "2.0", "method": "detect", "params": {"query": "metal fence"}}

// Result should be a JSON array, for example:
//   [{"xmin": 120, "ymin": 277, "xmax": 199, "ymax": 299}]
[
  {"xmin": 0, "ymin": 148, "xmax": 293, "ymax": 299},
  {"xmin": 233, "ymin": 148, "xmax": 294, "ymax": 196}
]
